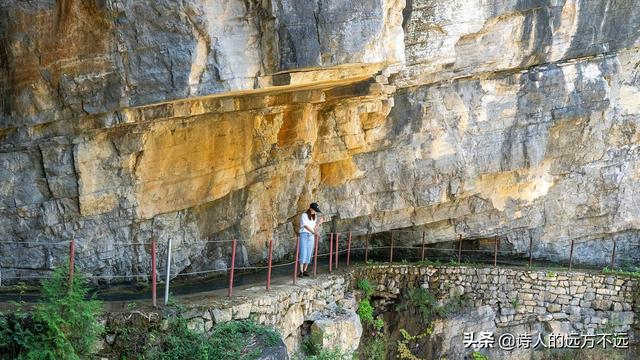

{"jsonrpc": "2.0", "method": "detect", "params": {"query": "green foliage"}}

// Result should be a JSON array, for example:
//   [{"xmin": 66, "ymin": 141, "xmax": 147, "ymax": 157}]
[
  {"xmin": 0, "ymin": 266, "xmax": 104, "ymax": 360},
  {"xmin": 359, "ymin": 313, "xmax": 387, "ymax": 360},
  {"xmin": 396, "ymin": 287, "xmax": 438, "ymax": 321},
  {"xmin": 357, "ymin": 299, "xmax": 374, "ymax": 324},
  {"xmin": 0, "ymin": 317, "xmax": 7, "ymax": 349},
  {"xmin": 302, "ymin": 329, "xmax": 323, "ymax": 356},
  {"xmin": 298, "ymin": 329, "xmax": 355, "ymax": 360},
  {"xmin": 396, "ymin": 287, "xmax": 471, "ymax": 323},
  {"xmin": 396, "ymin": 328, "xmax": 432, "ymax": 360},
  {"xmin": 510, "ymin": 298, "xmax": 521, "ymax": 311},
  {"xmin": 165, "ymin": 297, "xmax": 187, "ymax": 312},
  {"xmin": 301, "ymin": 347, "xmax": 354, "ymax": 360},
  {"xmin": 417, "ymin": 259, "xmax": 441, "ymax": 267},
  {"xmin": 209, "ymin": 319, "xmax": 279, "ymax": 359},
  {"xmin": 355, "ymin": 277, "xmax": 387, "ymax": 360},
  {"xmin": 372, "ymin": 317, "xmax": 384, "ymax": 332},
  {"xmin": 151, "ymin": 317, "xmax": 216, "ymax": 360},
  {"xmin": 0, "ymin": 311, "xmax": 29, "ymax": 359},
  {"xmin": 359, "ymin": 336, "xmax": 387, "ymax": 360},
  {"xmin": 471, "ymin": 351, "xmax": 489, "ymax": 360},
  {"xmin": 546, "ymin": 271, "xmax": 557, "ymax": 277},
  {"xmin": 447, "ymin": 292, "xmax": 472, "ymax": 315},
  {"xmin": 139, "ymin": 319, "xmax": 280, "ymax": 360},
  {"xmin": 356, "ymin": 279, "xmax": 374, "ymax": 298},
  {"xmin": 602, "ymin": 266, "xmax": 640, "ymax": 278},
  {"xmin": 356, "ymin": 278, "xmax": 376, "ymax": 326},
  {"xmin": 462, "ymin": 259, "xmax": 482, "ymax": 267}
]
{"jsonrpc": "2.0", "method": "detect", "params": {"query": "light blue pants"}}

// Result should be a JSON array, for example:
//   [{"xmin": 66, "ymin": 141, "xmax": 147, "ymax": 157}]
[{"xmin": 299, "ymin": 232, "xmax": 315, "ymax": 265}]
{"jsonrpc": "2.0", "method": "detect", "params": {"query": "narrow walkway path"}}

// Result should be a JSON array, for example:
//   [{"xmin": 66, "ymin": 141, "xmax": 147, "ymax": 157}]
[{"xmin": 0, "ymin": 248, "xmax": 610, "ymax": 312}]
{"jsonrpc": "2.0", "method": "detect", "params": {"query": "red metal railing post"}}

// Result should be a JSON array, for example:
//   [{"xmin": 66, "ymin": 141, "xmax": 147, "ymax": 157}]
[
  {"xmin": 313, "ymin": 234, "xmax": 319, "ymax": 277},
  {"xmin": 568, "ymin": 239, "xmax": 574, "ymax": 271},
  {"xmin": 493, "ymin": 237, "xmax": 498, "ymax": 267},
  {"xmin": 228, "ymin": 239, "xmax": 237, "ymax": 297},
  {"xmin": 610, "ymin": 239, "xmax": 617, "ymax": 270},
  {"xmin": 266, "ymin": 239, "xmax": 273, "ymax": 291},
  {"xmin": 329, "ymin": 233, "xmax": 333, "ymax": 273},
  {"xmin": 68, "ymin": 239, "xmax": 75, "ymax": 290},
  {"xmin": 293, "ymin": 236, "xmax": 300, "ymax": 284},
  {"xmin": 528, "ymin": 236, "xmax": 533, "ymax": 268},
  {"xmin": 335, "ymin": 232, "xmax": 340, "ymax": 269},
  {"xmin": 389, "ymin": 232, "xmax": 394, "ymax": 263},
  {"xmin": 364, "ymin": 234, "xmax": 369, "ymax": 263},
  {"xmin": 152, "ymin": 239, "xmax": 157, "ymax": 307},
  {"xmin": 421, "ymin": 231, "xmax": 426, "ymax": 261},
  {"xmin": 457, "ymin": 234, "xmax": 463, "ymax": 264},
  {"xmin": 346, "ymin": 231, "xmax": 352, "ymax": 267}
]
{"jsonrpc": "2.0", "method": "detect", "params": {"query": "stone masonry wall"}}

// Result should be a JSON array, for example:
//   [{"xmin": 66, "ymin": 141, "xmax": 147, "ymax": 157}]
[
  {"xmin": 101, "ymin": 264, "xmax": 639, "ymax": 358},
  {"xmin": 103, "ymin": 274, "xmax": 359, "ymax": 356},
  {"xmin": 353, "ymin": 265, "xmax": 639, "ymax": 334},
  {"xmin": 352, "ymin": 265, "xmax": 640, "ymax": 358}
]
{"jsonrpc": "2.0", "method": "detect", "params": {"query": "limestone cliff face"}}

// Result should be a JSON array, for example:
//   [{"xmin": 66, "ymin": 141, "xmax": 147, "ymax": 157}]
[{"xmin": 1, "ymin": 0, "xmax": 639, "ymax": 280}]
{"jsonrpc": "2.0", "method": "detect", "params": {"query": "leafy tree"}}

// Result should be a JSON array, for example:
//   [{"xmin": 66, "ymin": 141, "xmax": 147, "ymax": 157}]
[{"xmin": 0, "ymin": 266, "xmax": 103, "ymax": 359}]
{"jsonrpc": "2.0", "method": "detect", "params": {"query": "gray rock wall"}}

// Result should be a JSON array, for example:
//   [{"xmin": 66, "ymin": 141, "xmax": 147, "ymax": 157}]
[
  {"xmin": 0, "ymin": 0, "xmax": 404, "ymax": 124},
  {"xmin": 0, "ymin": 0, "xmax": 639, "ymax": 280},
  {"xmin": 396, "ymin": 0, "xmax": 640, "ymax": 86}
]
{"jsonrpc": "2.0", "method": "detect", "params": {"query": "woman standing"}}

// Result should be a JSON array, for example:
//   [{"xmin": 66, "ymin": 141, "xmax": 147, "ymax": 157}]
[{"xmin": 299, "ymin": 202, "xmax": 323, "ymax": 277}]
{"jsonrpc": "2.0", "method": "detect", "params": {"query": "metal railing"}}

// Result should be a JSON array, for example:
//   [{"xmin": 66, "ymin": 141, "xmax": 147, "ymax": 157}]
[{"xmin": 1, "ymin": 229, "xmax": 638, "ymax": 307}]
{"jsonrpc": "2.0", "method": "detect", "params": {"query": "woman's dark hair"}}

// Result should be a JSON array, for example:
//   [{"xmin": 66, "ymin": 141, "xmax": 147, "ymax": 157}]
[{"xmin": 306, "ymin": 208, "xmax": 316, "ymax": 220}]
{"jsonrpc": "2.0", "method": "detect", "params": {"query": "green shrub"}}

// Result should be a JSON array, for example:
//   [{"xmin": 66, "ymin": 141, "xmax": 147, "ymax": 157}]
[
  {"xmin": 303, "ymin": 347, "xmax": 354, "ymax": 360},
  {"xmin": 396, "ymin": 287, "xmax": 438, "ymax": 321},
  {"xmin": 396, "ymin": 328, "xmax": 432, "ymax": 360},
  {"xmin": 418, "ymin": 259, "xmax": 441, "ymax": 267},
  {"xmin": 151, "ymin": 317, "xmax": 216, "ymax": 360},
  {"xmin": 356, "ymin": 278, "xmax": 376, "ymax": 326},
  {"xmin": 297, "ymin": 330, "xmax": 355, "ymax": 360},
  {"xmin": 357, "ymin": 299, "xmax": 374, "ymax": 324},
  {"xmin": 372, "ymin": 317, "xmax": 384, "ymax": 332},
  {"xmin": 360, "ymin": 336, "xmax": 387, "ymax": 360},
  {"xmin": 212, "ymin": 320, "xmax": 280, "ymax": 355},
  {"xmin": 356, "ymin": 279, "xmax": 374, "ymax": 298},
  {"xmin": 0, "ymin": 311, "xmax": 30, "ymax": 359},
  {"xmin": 302, "ymin": 329, "xmax": 324, "ymax": 356},
  {"xmin": 602, "ymin": 266, "xmax": 640, "ymax": 278},
  {"xmin": 355, "ymin": 277, "xmax": 387, "ymax": 360},
  {"xmin": 143, "ymin": 319, "xmax": 280, "ymax": 360},
  {"xmin": 471, "ymin": 351, "xmax": 489, "ymax": 360},
  {"xmin": 0, "ymin": 266, "xmax": 104, "ymax": 360},
  {"xmin": 396, "ymin": 287, "xmax": 471, "ymax": 323}
]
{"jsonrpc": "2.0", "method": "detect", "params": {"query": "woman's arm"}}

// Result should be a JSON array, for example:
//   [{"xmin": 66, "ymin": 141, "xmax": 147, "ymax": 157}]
[
  {"xmin": 302, "ymin": 213, "xmax": 319, "ymax": 235},
  {"xmin": 313, "ymin": 217, "xmax": 324, "ymax": 231}
]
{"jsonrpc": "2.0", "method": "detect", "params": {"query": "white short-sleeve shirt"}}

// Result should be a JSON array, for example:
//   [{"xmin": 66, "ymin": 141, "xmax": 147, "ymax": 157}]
[{"xmin": 300, "ymin": 212, "xmax": 317, "ymax": 234}]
